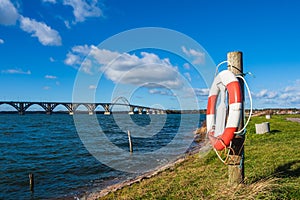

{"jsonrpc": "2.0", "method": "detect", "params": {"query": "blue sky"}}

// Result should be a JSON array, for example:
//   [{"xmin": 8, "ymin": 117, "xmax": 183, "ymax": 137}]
[{"xmin": 0, "ymin": 0, "xmax": 300, "ymax": 110}]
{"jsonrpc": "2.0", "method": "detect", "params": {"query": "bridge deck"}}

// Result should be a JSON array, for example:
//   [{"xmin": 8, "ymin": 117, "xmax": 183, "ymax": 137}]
[{"xmin": 0, "ymin": 101, "xmax": 165, "ymax": 115}]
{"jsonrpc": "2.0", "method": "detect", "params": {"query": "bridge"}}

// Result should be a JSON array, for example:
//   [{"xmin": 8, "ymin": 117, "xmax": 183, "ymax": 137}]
[{"xmin": 0, "ymin": 97, "xmax": 165, "ymax": 115}]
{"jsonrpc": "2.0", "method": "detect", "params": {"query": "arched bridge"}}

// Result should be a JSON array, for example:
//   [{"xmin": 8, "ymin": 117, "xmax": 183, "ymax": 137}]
[{"xmin": 0, "ymin": 100, "xmax": 166, "ymax": 115}]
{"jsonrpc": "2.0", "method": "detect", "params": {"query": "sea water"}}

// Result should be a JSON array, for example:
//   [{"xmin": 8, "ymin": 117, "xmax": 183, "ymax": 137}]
[{"xmin": 0, "ymin": 113, "xmax": 204, "ymax": 199}]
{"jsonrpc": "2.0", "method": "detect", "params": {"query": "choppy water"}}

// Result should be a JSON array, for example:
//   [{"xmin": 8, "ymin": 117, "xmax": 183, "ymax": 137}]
[{"xmin": 0, "ymin": 113, "xmax": 204, "ymax": 199}]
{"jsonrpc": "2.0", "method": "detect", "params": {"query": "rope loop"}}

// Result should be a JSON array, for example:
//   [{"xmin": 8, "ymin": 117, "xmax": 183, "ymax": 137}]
[{"xmin": 209, "ymin": 61, "xmax": 254, "ymax": 164}]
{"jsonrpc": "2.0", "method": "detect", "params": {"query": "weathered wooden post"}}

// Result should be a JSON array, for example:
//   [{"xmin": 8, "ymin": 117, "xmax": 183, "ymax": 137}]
[
  {"xmin": 127, "ymin": 130, "xmax": 133, "ymax": 153},
  {"xmin": 29, "ymin": 173, "xmax": 34, "ymax": 192},
  {"xmin": 227, "ymin": 51, "xmax": 245, "ymax": 185}
]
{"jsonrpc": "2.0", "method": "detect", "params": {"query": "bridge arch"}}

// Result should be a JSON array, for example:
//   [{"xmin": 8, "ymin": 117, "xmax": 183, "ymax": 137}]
[
  {"xmin": 0, "ymin": 102, "xmax": 19, "ymax": 112},
  {"xmin": 52, "ymin": 103, "xmax": 69, "ymax": 112},
  {"xmin": 94, "ymin": 103, "xmax": 104, "ymax": 111},
  {"xmin": 74, "ymin": 103, "xmax": 96, "ymax": 115},
  {"xmin": 24, "ymin": 103, "xmax": 47, "ymax": 112},
  {"xmin": 110, "ymin": 96, "xmax": 131, "ymax": 113},
  {"xmin": 112, "ymin": 96, "xmax": 130, "ymax": 105}
]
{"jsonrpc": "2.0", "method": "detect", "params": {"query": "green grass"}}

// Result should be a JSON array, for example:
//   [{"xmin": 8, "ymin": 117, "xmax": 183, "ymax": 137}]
[{"xmin": 99, "ymin": 115, "xmax": 300, "ymax": 200}]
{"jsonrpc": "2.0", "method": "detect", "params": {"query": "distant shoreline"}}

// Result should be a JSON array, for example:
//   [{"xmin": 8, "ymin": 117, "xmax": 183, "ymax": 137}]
[
  {"xmin": 0, "ymin": 108, "xmax": 299, "ymax": 115},
  {"xmin": 0, "ymin": 110, "xmax": 205, "ymax": 114}
]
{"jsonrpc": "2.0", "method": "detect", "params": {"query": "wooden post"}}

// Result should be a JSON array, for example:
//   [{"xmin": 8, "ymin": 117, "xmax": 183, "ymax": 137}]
[
  {"xmin": 29, "ymin": 173, "xmax": 34, "ymax": 192},
  {"xmin": 227, "ymin": 51, "xmax": 245, "ymax": 185},
  {"xmin": 127, "ymin": 130, "xmax": 133, "ymax": 153}
]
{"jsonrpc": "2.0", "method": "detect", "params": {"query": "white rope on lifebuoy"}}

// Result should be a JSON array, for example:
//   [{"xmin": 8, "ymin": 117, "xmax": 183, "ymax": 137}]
[
  {"xmin": 206, "ymin": 70, "xmax": 242, "ymax": 151},
  {"xmin": 234, "ymin": 74, "xmax": 253, "ymax": 134}
]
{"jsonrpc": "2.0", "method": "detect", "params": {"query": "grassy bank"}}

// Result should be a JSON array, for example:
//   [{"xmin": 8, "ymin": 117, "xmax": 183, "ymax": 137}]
[{"xmin": 99, "ymin": 115, "xmax": 300, "ymax": 200}]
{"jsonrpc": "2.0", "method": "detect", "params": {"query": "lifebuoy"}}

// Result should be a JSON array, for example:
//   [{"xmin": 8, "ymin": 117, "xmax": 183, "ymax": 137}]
[{"xmin": 206, "ymin": 70, "xmax": 242, "ymax": 151}]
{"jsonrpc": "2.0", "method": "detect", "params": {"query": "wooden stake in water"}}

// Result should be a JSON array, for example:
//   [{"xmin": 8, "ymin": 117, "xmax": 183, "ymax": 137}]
[
  {"xmin": 29, "ymin": 173, "xmax": 34, "ymax": 192},
  {"xmin": 127, "ymin": 130, "xmax": 133, "ymax": 153}
]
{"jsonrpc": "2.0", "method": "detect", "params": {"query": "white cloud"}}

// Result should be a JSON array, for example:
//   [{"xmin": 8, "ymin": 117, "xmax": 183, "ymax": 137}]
[
  {"xmin": 64, "ymin": 44, "xmax": 92, "ymax": 66},
  {"xmin": 45, "ymin": 75, "xmax": 57, "ymax": 79},
  {"xmin": 0, "ymin": 0, "xmax": 19, "ymax": 25},
  {"xmin": 89, "ymin": 46, "xmax": 120, "ymax": 65},
  {"xmin": 252, "ymin": 89, "xmax": 278, "ymax": 99},
  {"xmin": 0, "ymin": 1, "xmax": 62, "ymax": 46},
  {"xmin": 149, "ymin": 89, "xmax": 175, "ymax": 96},
  {"xmin": 65, "ymin": 45, "xmax": 184, "ymax": 89},
  {"xmin": 19, "ymin": 16, "xmax": 62, "ymax": 46},
  {"xmin": 72, "ymin": 44, "xmax": 93, "ymax": 55},
  {"xmin": 80, "ymin": 58, "xmax": 93, "ymax": 74},
  {"xmin": 284, "ymin": 84, "xmax": 297, "ymax": 92},
  {"xmin": 267, "ymin": 92, "xmax": 278, "ymax": 99},
  {"xmin": 42, "ymin": 0, "xmax": 56, "ymax": 3},
  {"xmin": 279, "ymin": 82, "xmax": 300, "ymax": 104},
  {"xmin": 0, "ymin": 39, "xmax": 4, "ymax": 44},
  {"xmin": 64, "ymin": 20, "xmax": 71, "ymax": 29},
  {"xmin": 183, "ymin": 63, "xmax": 190, "ymax": 70},
  {"xmin": 252, "ymin": 80, "xmax": 300, "ymax": 107},
  {"xmin": 65, "ymin": 52, "xmax": 81, "ymax": 66},
  {"xmin": 63, "ymin": 0, "xmax": 102, "ymax": 23},
  {"xmin": 192, "ymin": 88, "xmax": 209, "ymax": 96},
  {"xmin": 43, "ymin": 86, "xmax": 51, "ymax": 90},
  {"xmin": 182, "ymin": 46, "xmax": 205, "ymax": 65},
  {"xmin": 49, "ymin": 57, "xmax": 55, "ymax": 62},
  {"xmin": 89, "ymin": 85, "xmax": 97, "ymax": 90},
  {"xmin": 184, "ymin": 72, "xmax": 191, "ymax": 82},
  {"xmin": 181, "ymin": 88, "xmax": 209, "ymax": 99},
  {"xmin": 253, "ymin": 89, "xmax": 267, "ymax": 98},
  {"xmin": 99, "ymin": 51, "xmax": 183, "ymax": 89},
  {"xmin": 1, "ymin": 68, "xmax": 31, "ymax": 75}
]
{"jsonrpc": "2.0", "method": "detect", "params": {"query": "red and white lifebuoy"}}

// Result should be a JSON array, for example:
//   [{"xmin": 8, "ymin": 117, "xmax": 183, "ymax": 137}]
[{"xmin": 206, "ymin": 70, "xmax": 242, "ymax": 151}]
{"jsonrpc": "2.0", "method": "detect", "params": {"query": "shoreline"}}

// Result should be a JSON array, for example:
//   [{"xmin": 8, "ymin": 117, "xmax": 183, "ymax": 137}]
[{"xmin": 78, "ymin": 141, "xmax": 206, "ymax": 200}]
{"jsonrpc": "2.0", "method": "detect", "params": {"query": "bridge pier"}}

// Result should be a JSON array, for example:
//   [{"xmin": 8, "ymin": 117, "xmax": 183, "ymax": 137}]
[
  {"xmin": 128, "ymin": 106, "xmax": 135, "ymax": 115},
  {"xmin": 19, "ymin": 111, "xmax": 25, "ymax": 115},
  {"xmin": 146, "ymin": 108, "xmax": 150, "ymax": 115},
  {"xmin": 152, "ymin": 109, "xmax": 164, "ymax": 114},
  {"xmin": 64, "ymin": 103, "xmax": 75, "ymax": 115},
  {"xmin": 138, "ymin": 107, "xmax": 143, "ymax": 114},
  {"xmin": 16, "ymin": 103, "xmax": 25, "ymax": 115},
  {"xmin": 103, "ymin": 104, "xmax": 111, "ymax": 115},
  {"xmin": 87, "ymin": 104, "xmax": 95, "ymax": 115},
  {"xmin": 44, "ymin": 103, "xmax": 57, "ymax": 115},
  {"xmin": 45, "ymin": 103, "xmax": 52, "ymax": 115}
]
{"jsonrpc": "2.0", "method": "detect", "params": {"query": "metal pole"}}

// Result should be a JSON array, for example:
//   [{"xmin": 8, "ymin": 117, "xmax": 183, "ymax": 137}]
[{"xmin": 227, "ymin": 51, "xmax": 245, "ymax": 185}]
